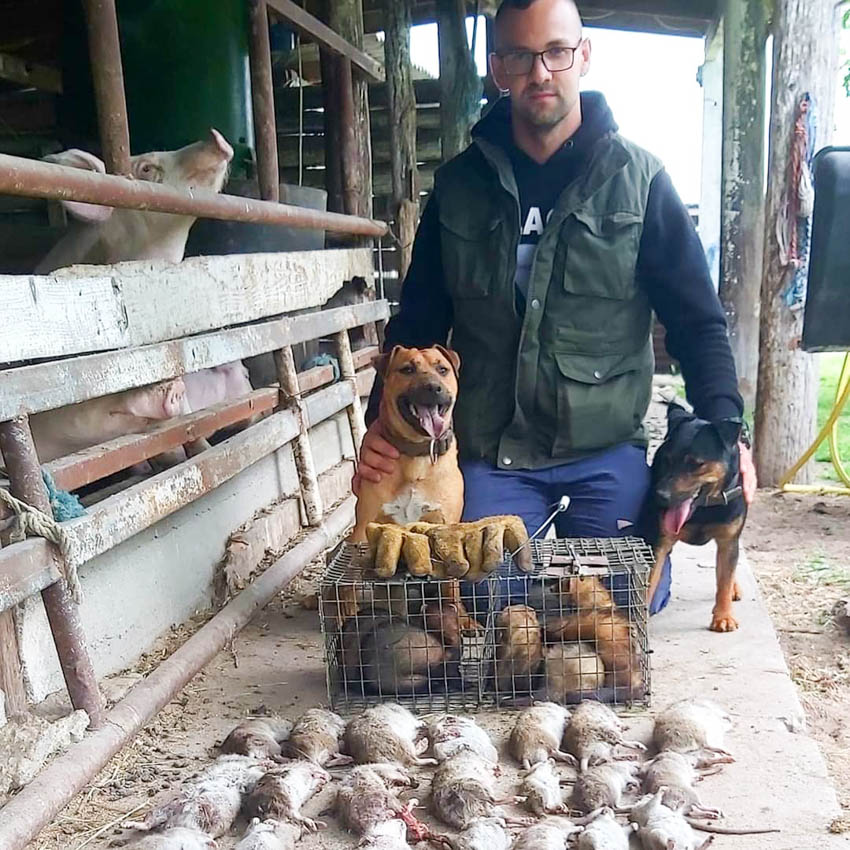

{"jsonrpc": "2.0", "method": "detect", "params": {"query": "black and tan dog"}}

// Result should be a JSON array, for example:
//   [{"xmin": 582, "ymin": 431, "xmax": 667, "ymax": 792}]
[{"xmin": 644, "ymin": 403, "xmax": 747, "ymax": 632}]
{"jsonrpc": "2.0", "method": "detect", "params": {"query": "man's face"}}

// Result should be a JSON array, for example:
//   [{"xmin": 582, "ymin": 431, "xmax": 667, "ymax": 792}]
[{"xmin": 490, "ymin": 0, "xmax": 591, "ymax": 131}]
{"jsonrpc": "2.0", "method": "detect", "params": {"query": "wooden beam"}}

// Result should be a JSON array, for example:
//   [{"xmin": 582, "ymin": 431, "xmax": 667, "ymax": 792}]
[
  {"xmin": 0, "ymin": 248, "xmax": 374, "ymax": 364},
  {"xmin": 0, "ymin": 381, "xmax": 355, "ymax": 614},
  {"xmin": 0, "ymin": 608, "xmax": 27, "ymax": 720},
  {"xmin": 0, "ymin": 299, "xmax": 390, "ymax": 420},
  {"xmin": 719, "ymin": 0, "xmax": 767, "ymax": 411},
  {"xmin": 0, "ymin": 52, "xmax": 62, "ymax": 93},
  {"xmin": 754, "ymin": 0, "xmax": 840, "ymax": 486},
  {"xmin": 265, "ymin": 0, "xmax": 385, "ymax": 82},
  {"xmin": 320, "ymin": 47, "xmax": 345, "ymax": 214}
]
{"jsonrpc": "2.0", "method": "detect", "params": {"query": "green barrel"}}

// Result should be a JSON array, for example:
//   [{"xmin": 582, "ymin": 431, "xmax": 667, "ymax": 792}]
[{"xmin": 117, "ymin": 0, "xmax": 254, "ymax": 176}]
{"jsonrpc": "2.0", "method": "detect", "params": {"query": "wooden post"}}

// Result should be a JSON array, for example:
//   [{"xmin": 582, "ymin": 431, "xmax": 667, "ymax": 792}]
[
  {"xmin": 248, "ymin": 0, "xmax": 280, "ymax": 203},
  {"xmin": 754, "ymin": 0, "xmax": 839, "ymax": 486},
  {"xmin": 437, "ymin": 0, "xmax": 482, "ymax": 162},
  {"xmin": 327, "ymin": 0, "xmax": 373, "ymax": 221},
  {"xmin": 0, "ymin": 417, "xmax": 106, "ymax": 729},
  {"xmin": 82, "ymin": 0, "xmax": 131, "ymax": 174},
  {"xmin": 384, "ymin": 0, "xmax": 419, "ymax": 280},
  {"xmin": 719, "ymin": 0, "xmax": 767, "ymax": 413},
  {"xmin": 334, "ymin": 330, "xmax": 367, "ymax": 453},
  {"xmin": 320, "ymin": 48, "xmax": 344, "ymax": 215},
  {"xmin": 274, "ymin": 347, "xmax": 323, "ymax": 525},
  {"xmin": 0, "ymin": 606, "xmax": 27, "ymax": 720}
]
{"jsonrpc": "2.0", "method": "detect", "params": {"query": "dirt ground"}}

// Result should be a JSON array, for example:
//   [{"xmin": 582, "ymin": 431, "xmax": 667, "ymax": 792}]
[{"xmin": 743, "ymin": 491, "xmax": 850, "ymax": 825}]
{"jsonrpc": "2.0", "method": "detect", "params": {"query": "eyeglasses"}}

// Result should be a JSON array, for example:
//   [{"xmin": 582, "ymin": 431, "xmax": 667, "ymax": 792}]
[{"xmin": 495, "ymin": 41, "xmax": 584, "ymax": 76}]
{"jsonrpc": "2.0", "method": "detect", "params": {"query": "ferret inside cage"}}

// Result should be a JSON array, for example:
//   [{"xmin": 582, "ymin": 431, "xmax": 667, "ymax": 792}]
[{"xmin": 319, "ymin": 538, "xmax": 651, "ymax": 712}]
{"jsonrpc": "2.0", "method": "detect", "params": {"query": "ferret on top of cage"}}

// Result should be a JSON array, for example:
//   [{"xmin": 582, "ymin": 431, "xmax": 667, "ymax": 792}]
[{"xmin": 319, "ymin": 529, "xmax": 652, "ymax": 713}]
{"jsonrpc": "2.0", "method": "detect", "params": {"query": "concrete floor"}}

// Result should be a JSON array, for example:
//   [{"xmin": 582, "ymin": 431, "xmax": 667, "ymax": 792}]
[{"xmin": 124, "ymin": 538, "xmax": 846, "ymax": 850}]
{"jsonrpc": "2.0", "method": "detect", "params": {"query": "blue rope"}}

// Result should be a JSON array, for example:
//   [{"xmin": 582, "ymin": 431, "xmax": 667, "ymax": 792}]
[
  {"xmin": 41, "ymin": 469, "xmax": 86, "ymax": 521},
  {"xmin": 301, "ymin": 353, "xmax": 341, "ymax": 382}
]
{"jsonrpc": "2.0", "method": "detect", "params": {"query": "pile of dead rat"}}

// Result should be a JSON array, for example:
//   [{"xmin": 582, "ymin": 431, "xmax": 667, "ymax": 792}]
[{"xmin": 108, "ymin": 698, "xmax": 780, "ymax": 850}]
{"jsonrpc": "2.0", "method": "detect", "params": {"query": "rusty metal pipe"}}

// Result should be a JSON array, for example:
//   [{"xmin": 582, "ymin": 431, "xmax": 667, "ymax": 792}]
[
  {"xmin": 0, "ymin": 154, "xmax": 387, "ymax": 237},
  {"xmin": 248, "ymin": 0, "xmax": 280, "ymax": 203},
  {"xmin": 0, "ymin": 416, "xmax": 106, "ymax": 730},
  {"xmin": 82, "ymin": 0, "xmax": 132, "ymax": 174},
  {"xmin": 0, "ymin": 496, "xmax": 354, "ymax": 850}
]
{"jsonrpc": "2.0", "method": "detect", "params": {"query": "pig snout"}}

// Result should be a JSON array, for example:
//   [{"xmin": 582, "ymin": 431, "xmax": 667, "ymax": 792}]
[{"xmin": 171, "ymin": 129, "xmax": 234, "ymax": 191}]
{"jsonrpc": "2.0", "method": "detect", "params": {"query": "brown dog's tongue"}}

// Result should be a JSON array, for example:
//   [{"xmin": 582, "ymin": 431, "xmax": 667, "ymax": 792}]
[
  {"xmin": 414, "ymin": 404, "xmax": 446, "ymax": 439},
  {"xmin": 662, "ymin": 498, "xmax": 695, "ymax": 537}
]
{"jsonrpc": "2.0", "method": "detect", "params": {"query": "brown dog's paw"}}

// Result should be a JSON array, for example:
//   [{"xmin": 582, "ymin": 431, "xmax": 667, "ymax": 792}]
[
  {"xmin": 732, "ymin": 580, "xmax": 742, "ymax": 601},
  {"xmin": 710, "ymin": 610, "xmax": 739, "ymax": 632}
]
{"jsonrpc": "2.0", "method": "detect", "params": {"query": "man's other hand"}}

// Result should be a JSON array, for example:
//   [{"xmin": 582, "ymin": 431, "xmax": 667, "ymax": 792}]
[
  {"xmin": 740, "ymin": 442, "xmax": 757, "ymax": 505},
  {"xmin": 352, "ymin": 420, "xmax": 400, "ymax": 495}
]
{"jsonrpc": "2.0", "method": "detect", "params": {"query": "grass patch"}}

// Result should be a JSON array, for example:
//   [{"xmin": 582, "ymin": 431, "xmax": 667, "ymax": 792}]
[
  {"xmin": 816, "ymin": 353, "xmax": 850, "ymax": 481},
  {"xmin": 792, "ymin": 550, "xmax": 850, "ymax": 591}
]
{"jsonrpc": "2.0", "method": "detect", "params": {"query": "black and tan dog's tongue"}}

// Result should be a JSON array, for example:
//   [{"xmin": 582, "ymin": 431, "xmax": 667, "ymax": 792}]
[
  {"xmin": 413, "ymin": 404, "xmax": 446, "ymax": 440},
  {"xmin": 662, "ymin": 498, "xmax": 695, "ymax": 536}
]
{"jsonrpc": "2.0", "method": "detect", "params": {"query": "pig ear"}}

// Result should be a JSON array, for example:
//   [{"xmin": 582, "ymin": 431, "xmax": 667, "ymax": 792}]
[
  {"xmin": 372, "ymin": 345, "xmax": 403, "ymax": 378},
  {"xmin": 42, "ymin": 149, "xmax": 114, "ymax": 223},
  {"xmin": 434, "ymin": 345, "xmax": 461, "ymax": 375}
]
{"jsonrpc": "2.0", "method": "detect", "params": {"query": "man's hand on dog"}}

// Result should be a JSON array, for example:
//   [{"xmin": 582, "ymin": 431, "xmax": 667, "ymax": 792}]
[
  {"xmin": 739, "ymin": 442, "xmax": 757, "ymax": 505},
  {"xmin": 352, "ymin": 420, "xmax": 399, "ymax": 495}
]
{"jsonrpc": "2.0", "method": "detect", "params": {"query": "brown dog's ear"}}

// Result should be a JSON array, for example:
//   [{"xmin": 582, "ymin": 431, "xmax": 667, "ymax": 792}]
[
  {"xmin": 372, "ymin": 345, "xmax": 403, "ymax": 378},
  {"xmin": 434, "ymin": 345, "xmax": 461, "ymax": 376}
]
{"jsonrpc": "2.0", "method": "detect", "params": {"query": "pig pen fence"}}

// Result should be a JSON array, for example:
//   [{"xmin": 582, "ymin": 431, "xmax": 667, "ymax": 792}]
[{"xmin": 319, "ymin": 537, "xmax": 653, "ymax": 713}]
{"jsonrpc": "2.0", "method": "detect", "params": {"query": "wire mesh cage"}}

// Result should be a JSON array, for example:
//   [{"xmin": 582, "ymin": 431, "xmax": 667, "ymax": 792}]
[{"xmin": 319, "ymin": 536, "xmax": 652, "ymax": 712}]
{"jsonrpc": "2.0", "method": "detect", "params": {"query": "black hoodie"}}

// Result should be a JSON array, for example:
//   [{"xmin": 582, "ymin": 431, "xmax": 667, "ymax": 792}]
[{"xmin": 371, "ymin": 91, "xmax": 743, "ymax": 431}]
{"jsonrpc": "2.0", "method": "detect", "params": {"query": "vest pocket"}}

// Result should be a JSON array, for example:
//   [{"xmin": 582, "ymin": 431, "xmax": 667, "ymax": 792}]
[
  {"xmin": 561, "ymin": 210, "xmax": 642, "ymax": 300},
  {"xmin": 552, "ymin": 349, "xmax": 651, "ymax": 454},
  {"xmin": 439, "ymin": 208, "xmax": 501, "ymax": 298}
]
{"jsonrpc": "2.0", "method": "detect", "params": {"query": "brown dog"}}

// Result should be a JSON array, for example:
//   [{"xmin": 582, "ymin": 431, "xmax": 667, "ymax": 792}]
[{"xmin": 351, "ymin": 345, "xmax": 464, "ymax": 541}]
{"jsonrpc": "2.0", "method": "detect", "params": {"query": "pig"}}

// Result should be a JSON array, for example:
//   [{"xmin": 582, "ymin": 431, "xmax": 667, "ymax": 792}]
[{"xmin": 36, "ymin": 129, "xmax": 234, "ymax": 273}]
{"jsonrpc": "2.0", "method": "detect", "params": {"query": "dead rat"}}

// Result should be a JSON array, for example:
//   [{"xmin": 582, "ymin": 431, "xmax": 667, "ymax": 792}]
[
  {"xmin": 359, "ymin": 817, "xmax": 411, "ymax": 850},
  {"xmin": 569, "ymin": 762, "xmax": 640, "ymax": 814},
  {"xmin": 121, "ymin": 755, "xmax": 268, "ymax": 838},
  {"xmin": 652, "ymin": 699, "xmax": 733, "ymax": 759},
  {"xmin": 234, "ymin": 819, "xmax": 301, "ymax": 850},
  {"xmin": 520, "ymin": 759, "xmax": 568, "ymax": 816},
  {"xmin": 447, "ymin": 816, "xmax": 514, "ymax": 850},
  {"xmin": 336, "ymin": 763, "xmax": 415, "ymax": 836},
  {"xmin": 640, "ymin": 752, "xmax": 725, "ymax": 819},
  {"xmin": 563, "ymin": 701, "xmax": 646, "ymax": 771},
  {"xmin": 575, "ymin": 808, "xmax": 630, "ymax": 850},
  {"xmin": 282, "ymin": 708, "xmax": 350, "ymax": 766},
  {"xmin": 427, "ymin": 714, "xmax": 499, "ymax": 765},
  {"xmin": 245, "ymin": 760, "xmax": 331, "ymax": 832},
  {"xmin": 431, "ymin": 751, "xmax": 530, "ymax": 830},
  {"xmin": 220, "ymin": 717, "xmax": 293, "ymax": 761},
  {"xmin": 345, "ymin": 703, "xmax": 437, "ymax": 767},
  {"xmin": 512, "ymin": 818, "xmax": 583, "ymax": 850},
  {"xmin": 628, "ymin": 789, "xmax": 714, "ymax": 850},
  {"xmin": 119, "ymin": 828, "xmax": 217, "ymax": 849},
  {"xmin": 509, "ymin": 702, "xmax": 574, "ymax": 769}
]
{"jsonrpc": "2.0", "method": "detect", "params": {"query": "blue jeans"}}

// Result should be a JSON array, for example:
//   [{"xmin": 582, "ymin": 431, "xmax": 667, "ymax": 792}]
[{"xmin": 459, "ymin": 444, "xmax": 671, "ymax": 615}]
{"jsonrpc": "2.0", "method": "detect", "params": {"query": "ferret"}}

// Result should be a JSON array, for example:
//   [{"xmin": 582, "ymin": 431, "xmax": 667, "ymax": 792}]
[
  {"xmin": 547, "ymin": 577, "xmax": 643, "ymax": 693},
  {"xmin": 424, "ymin": 601, "xmax": 482, "ymax": 647},
  {"xmin": 521, "ymin": 759, "xmax": 568, "ymax": 816},
  {"xmin": 575, "ymin": 808, "xmax": 630, "ymax": 850},
  {"xmin": 541, "ymin": 643, "xmax": 606, "ymax": 702},
  {"xmin": 640, "ymin": 752, "xmax": 724, "ymax": 819},
  {"xmin": 345, "ymin": 703, "xmax": 437, "ymax": 767},
  {"xmin": 512, "ymin": 818, "xmax": 583, "ymax": 850},
  {"xmin": 570, "ymin": 762, "xmax": 640, "ymax": 814},
  {"xmin": 430, "ymin": 751, "xmax": 527, "ymax": 830},
  {"xmin": 234, "ymin": 819, "xmax": 301, "ymax": 850},
  {"xmin": 563, "ymin": 701, "xmax": 646, "ymax": 771},
  {"xmin": 282, "ymin": 708, "xmax": 350, "ymax": 766},
  {"xmin": 629, "ymin": 790, "xmax": 714, "ymax": 850},
  {"xmin": 509, "ymin": 702, "xmax": 574, "ymax": 770},
  {"xmin": 447, "ymin": 816, "xmax": 514, "ymax": 850},
  {"xmin": 120, "ymin": 828, "xmax": 216, "ymax": 849},
  {"xmin": 495, "ymin": 605, "xmax": 544, "ymax": 694},
  {"xmin": 244, "ymin": 760, "xmax": 330, "ymax": 832},
  {"xmin": 220, "ymin": 717, "xmax": 293, "ymax": 761},
  {"xmin": 652, "ymin": 699, "xmax": 733, "ymax": 758},
  {"xmin": 122, "ymin": 755, "xmax": 268, "ymax": 838},
  {"xmin": 427, "ymin": 714, "xmax": 499, "ymax": 765}
]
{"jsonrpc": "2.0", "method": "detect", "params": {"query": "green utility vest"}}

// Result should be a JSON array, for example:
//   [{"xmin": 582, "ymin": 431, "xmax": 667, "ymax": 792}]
[{"xmin": 434, "ymin": 132, "xmax": 663, "ymax": 470}]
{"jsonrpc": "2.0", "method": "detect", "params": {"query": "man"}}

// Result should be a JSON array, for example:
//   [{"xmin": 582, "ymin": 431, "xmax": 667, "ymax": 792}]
[{"xmin": 356, "ymin": 0, "xmax": 755, "ymax": 613}]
